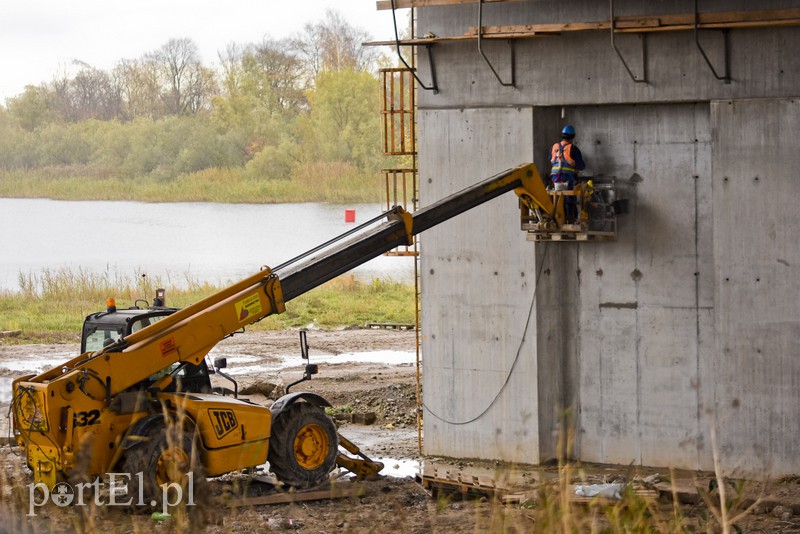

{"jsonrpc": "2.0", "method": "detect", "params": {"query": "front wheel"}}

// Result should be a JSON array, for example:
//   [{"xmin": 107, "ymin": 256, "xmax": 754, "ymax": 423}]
[
  {"xmin": 268, "ymin": 402, "xmax": 338, "ymax": 489},
  {"xmin": 122, "ymin": 423, "xmax": 206, "ymax": 507}
]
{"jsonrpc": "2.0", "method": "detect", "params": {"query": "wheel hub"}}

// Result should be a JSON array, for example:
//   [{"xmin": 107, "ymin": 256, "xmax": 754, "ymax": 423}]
[{"xmin": 294, "ymin": 423, "xmax": 329, "ymax": 470}]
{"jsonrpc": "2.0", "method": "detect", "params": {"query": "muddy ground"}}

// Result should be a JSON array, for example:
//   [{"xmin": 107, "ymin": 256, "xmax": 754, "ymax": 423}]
[{"xmin": 2, "ymin": 330, "xmax": 800, "ymax": 533}]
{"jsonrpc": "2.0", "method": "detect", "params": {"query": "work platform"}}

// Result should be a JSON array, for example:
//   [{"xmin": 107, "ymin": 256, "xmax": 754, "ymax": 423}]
[
  {"xmin": 520, "ymin": 178, "xmax": 623, "ymax": 242},
  {"xmin": 523, "ymin": 222, "xmax": 617, "ymax": 242}
]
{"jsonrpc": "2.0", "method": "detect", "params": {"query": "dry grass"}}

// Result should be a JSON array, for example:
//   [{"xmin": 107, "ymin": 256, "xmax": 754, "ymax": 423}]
[
  {"xmin": 0, "ymin": 403, "xmax": 772, "ymax": 534},
  {"xmin": 0, "ymin": 162, "xmax": 384, "ymax": 205},
  {"xmin": 0, "ymin": 268, "xmax": 414, "ymax": 342}
]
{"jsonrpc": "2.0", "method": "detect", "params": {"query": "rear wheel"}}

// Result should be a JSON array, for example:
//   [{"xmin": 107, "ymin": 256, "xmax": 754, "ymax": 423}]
[{"xmin": 268, "ymin": 402, "xmax": 338, "ymax": 489}]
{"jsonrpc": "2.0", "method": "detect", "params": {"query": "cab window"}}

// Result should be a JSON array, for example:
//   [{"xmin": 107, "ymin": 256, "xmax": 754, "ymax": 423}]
[
  {"xmin": 84, "ymin": 328, "xmax": 123, "ymax": 352},
  {"xmin": 130, "ymin": 314, "xmax": 167, "ymax": 334}
]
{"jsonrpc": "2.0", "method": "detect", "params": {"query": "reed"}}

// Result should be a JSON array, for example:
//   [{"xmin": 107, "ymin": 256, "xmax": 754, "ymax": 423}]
[
  {"xmin": 0, "ymin": 162, "xmax": 384, "ymax": 204},
  {"xmin": 0, "ymin": 269, "xmax": 414, "ymax": 342}
]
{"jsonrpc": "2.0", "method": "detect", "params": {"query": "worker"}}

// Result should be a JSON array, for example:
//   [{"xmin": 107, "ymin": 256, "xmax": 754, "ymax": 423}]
[{"xmin": 550, "ymin": 125, "xmax": 586, "ymax": 224}]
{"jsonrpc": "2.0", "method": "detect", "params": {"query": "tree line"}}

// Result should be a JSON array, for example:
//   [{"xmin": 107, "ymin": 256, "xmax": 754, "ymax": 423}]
[{"xmin": 0, "ymin": 11, "xmax": 393, "ymax": 191}]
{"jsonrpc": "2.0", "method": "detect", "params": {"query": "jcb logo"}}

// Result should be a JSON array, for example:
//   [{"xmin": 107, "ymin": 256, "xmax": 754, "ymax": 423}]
[{"xmin": 209, "ymin": 409, "xmax": 238, "ymax": 439}]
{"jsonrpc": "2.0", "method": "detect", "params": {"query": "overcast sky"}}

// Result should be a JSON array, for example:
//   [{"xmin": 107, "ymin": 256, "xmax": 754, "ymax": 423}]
[{"xmin": 0, "ymin": 0, "xmax": 399, "ymax": 102}]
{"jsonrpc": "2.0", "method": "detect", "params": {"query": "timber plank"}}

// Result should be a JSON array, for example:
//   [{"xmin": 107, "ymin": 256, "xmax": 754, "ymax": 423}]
[
  {"xmin": 229, "ymin": 484, "xmax": 356, "ymax": 507},
  {"xmin": 365, "ymin": 8, "xmax": 800, "ymax": 46}
]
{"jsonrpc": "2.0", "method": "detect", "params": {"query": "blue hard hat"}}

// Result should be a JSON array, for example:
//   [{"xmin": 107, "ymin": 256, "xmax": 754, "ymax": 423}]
[{"xmin": 561, "ymin": 125, "xmax": 576, "ymax": 137}]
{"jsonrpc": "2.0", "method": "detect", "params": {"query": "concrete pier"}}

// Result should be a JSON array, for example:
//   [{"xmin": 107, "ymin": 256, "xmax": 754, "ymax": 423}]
[{"xmin": 414, "ymin": 1, "xmax": 800, "ymax": 476}]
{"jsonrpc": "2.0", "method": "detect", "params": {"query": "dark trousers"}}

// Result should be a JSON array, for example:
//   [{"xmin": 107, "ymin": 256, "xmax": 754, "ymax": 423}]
[{"xmin": 552, "ymin": 173, "xmax": 578, "ymax": 223}]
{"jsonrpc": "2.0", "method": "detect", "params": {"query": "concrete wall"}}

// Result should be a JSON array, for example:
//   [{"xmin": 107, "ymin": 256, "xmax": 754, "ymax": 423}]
[
  {"xmin": 420, "ymin": 107, "xmax": 542, "ymax": 462},
  {"xmin": 415, "ymin": 0, "xmax": 800, "ymax": 107},
  {"xmin": 711, "ymin": 98, "xmax": 800, "ymax": 476},
  {"xmin": 416, "ymin": 1, "xmax": 800, "ymax": 475}
]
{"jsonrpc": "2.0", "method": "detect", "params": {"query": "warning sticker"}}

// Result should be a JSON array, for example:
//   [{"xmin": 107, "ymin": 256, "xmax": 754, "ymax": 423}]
[
  {"xmin": 160, "ymin": 337, "xmax": 177, "ymax": 357},
  {"xmin": 235, "ymin": 293, "xmax": 262, "ymax": 323}
]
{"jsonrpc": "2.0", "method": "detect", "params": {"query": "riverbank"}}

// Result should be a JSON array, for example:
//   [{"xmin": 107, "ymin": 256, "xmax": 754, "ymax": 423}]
[
  {"xmin": 0, "ymin": 273, "xmax": 414, "ymax": 343},
  {"xmin": 0, "ymin": 161, "xmax": 387, "ymax": 204}
]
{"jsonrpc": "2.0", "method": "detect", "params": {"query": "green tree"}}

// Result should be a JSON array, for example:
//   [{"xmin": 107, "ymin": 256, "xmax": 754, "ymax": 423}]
[
  {"xmin": 213, "ymin": 40, "xmax": 307, "ymax": 179},
  {"xmin": 35, "ymin": 122, "xmax": 92, "ymax": 166},
  {"xmin": 6, "ymin": 85, "xmax": 57, "ymax": 131},
  {"xmin": 304, "ymin": 69, "xmax": 382, "ymax": 171},
  {"xmin": 0, "ymin": 106, "xmax": 34, "ymax": 168}
]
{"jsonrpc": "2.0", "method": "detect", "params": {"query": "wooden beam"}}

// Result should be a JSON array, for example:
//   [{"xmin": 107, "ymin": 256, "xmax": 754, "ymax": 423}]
[
  {"xmin": 377, "ymin": 0, "xmax": 518, "ymax": 10},
  {"xmin": 229, "ymin": 484, "xmax": 357, "ymax": 507},
  {"xmin": 467, "ymin": 8, "xmax": 800, "ymax": 37},
  {"xmin": 365, "ymin": 8, "xmax": 800, "ymax": 46},
  {"xmin": 463, "ymin": 18, "xmax": 663, "ymax": 36},
  {"xmin": 615, "ymin": 18, "xmax": 800, "ymax": 33},
  {"xmin": 365, "ymin": 34, "xmax": 519, "ymax": 46},
  {"xmin": 620, "ymin": 7, "xmax": 800, "ymax": 26}
]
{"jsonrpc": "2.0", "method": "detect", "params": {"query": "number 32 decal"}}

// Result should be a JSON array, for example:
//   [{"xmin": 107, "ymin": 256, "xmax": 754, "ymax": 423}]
[{"xmin": 73, "ymin": 410, "xmax": 101, "ymax": 427}]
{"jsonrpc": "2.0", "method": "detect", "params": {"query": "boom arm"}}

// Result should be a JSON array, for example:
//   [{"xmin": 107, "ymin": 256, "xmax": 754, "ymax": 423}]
[
  {"xmin": 20, "ymin": 163, "xmax": 549, "ymax": 400},
  {"xmin": 278, "ymin": 163, "xmax": 549, "ymax": 300}
]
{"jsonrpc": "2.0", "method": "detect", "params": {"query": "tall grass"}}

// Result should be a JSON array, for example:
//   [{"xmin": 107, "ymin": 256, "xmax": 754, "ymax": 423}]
[
  {"xmin": 0, "ymin": 268, "xmax": 414, "ymax": 342},
  {"xmin": 0, "ymin": 161, "xmax": 384, "ymax": 204}
]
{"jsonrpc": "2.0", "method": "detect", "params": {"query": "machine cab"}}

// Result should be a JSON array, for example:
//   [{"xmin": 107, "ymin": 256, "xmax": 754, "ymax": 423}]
[
  {"xmin": 80, "ymin": 294, "xmax": 213, "ymax": 394},
  {"xmin": 81, "ymin": 308, "xmax": 174, "ymax": 353}
]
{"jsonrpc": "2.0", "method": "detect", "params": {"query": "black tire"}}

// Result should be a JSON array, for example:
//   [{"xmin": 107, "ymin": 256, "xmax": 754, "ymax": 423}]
[
  {"xmin": 122, "ymin": 422, "xmax": 206, "ymax": 509},
  {"xmin": 268, "ymin": 402, "xmax": 338, "ymax": 489}
]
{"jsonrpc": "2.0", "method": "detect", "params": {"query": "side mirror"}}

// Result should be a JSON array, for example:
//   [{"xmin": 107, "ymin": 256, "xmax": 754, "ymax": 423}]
[{"xmin": 214, "ymin": 357, "xmax": 227, "ymax": 370}]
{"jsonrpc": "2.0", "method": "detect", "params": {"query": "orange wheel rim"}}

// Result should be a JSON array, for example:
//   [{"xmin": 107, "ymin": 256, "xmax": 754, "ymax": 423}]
[{"xmin": 293, "ymin": 423, "xmax": 329, "ymax": 470}]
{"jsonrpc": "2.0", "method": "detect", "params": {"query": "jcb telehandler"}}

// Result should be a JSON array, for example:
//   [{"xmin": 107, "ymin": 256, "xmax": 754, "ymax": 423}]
[{"xmin": 11, "ymin": 163, "xmax": 555, "ymax": 502}]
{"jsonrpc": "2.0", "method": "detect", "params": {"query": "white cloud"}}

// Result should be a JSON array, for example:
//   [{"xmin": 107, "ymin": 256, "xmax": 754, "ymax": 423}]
[{"xmin": 0, "ymin": 0, "xmax": 399, "ymax": 102}]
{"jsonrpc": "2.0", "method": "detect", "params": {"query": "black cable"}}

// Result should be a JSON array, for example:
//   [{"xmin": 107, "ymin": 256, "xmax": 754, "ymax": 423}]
[
  {"xmin": 5, "ymin": 393, "xmax": 18, "ymax": 453},
  {"xmin": 422, "ymin": 242, "xmax": 549, "ymax": 425},
  {"xmin": 7, "ymin": 387, "xmax": 60, "ymax": 463},
  {"xmin": 77, "ymin": 369, "xmax": 109, "ymax": 402}
]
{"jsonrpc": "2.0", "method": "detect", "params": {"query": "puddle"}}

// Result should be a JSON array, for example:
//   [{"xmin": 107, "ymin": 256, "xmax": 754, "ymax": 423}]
[
  {"xmin": 299, "ymin": 350, "xmax": 415, "ymax": 367},
  {"xmin": 225, "ymin": 355, "xmax": 263, "ymax": 365},
  {"xmin": 255, "ymin": 456, "xmax": 419, "ymax": 482},
  {"xmin": 225, "ymin": 350, "xmax": 415, "ymax": 376},
  {"xmin": 0, "ymin": 359, "xmax": 55, "ymax": 374},
  {"xmin": 0, "ymin": 377, "xmax": 12, "ymax": 403},
  {"xmin": 374, "ymin": 457, "xmax": 420, "ymax": 479}
]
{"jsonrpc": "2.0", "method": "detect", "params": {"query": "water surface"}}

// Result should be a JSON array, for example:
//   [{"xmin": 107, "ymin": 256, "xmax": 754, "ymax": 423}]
[{"xmin": 0, "ymin": 199, "xmax": 414, "ymax": 292}]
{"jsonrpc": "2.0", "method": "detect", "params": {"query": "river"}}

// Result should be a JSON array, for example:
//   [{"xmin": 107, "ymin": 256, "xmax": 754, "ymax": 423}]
[{"xmin": 0, "ymin": 198, "xmax": 414, "ymax": 293}]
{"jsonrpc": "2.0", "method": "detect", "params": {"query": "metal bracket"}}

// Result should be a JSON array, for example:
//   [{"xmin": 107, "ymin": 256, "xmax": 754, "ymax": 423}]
[
  {"xmin": 391, "ymin": 0, "xmax": 439, "ymax": 94},
  {"xmin": 694, "ymin": 0, "xmax": 731, "ymax": 83},
  {"xmin": 610, "ymin": 0, "xmax": 647, "ymax": 84},
  {"xmin": 477, "ymin": 0, "xmax": 515, "ymax": 88}
]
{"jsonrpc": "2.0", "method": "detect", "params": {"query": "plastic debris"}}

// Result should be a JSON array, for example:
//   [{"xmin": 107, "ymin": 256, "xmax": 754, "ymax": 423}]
[{"xmin": 574, "ymin": 483, "xmax": 626, "ymax": 500}]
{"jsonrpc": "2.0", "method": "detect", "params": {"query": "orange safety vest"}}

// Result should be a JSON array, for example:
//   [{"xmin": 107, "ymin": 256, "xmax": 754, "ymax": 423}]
[{"xmin": 550, "ymin": 141, "xmax": 577, "ymax": 178}]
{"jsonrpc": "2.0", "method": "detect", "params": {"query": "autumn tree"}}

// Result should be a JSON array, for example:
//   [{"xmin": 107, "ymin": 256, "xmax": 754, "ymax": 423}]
[
  {"xmin": 154, "ymin": 38, "xmax": 216, "ymax": 115},
  {"xmin": 66, "ymin": 62, "xmax": 122, "ymax": 121},
  {"xmin": 113, "ymin": 58, "xmax": 165, "ymax": 119},
  {"xmin": 294, "ymin": 10, "xmax": 379, "ymax": 78}
]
